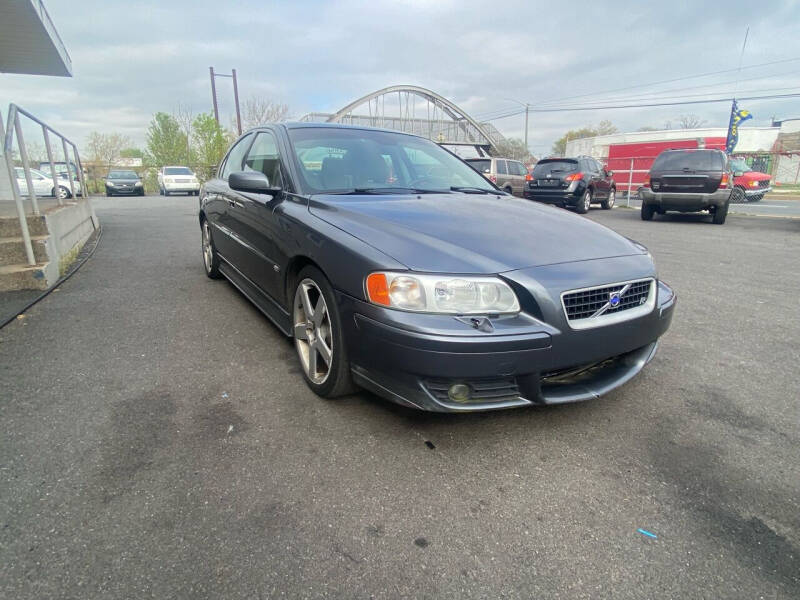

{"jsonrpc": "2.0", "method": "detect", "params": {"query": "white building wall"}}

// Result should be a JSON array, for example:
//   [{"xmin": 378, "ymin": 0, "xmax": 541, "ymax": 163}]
[{"xmin": 565, "ymin": 127, "xmax": 780, "ymax": 158}]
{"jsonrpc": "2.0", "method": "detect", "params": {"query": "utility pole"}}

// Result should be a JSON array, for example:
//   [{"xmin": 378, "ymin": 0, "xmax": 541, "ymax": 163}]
[
  {"xmin": 209, "ymin": 67, "xmax": 242, "ymax": 135},
  {"xmin": 524, "ymin": 103, "xmax": 530, "ymax": 153}
]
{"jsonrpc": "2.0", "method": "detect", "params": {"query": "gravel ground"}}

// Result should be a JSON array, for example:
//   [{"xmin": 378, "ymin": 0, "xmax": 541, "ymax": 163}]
[{"xmin": 1, "ymin": 195, "xmax": 798, "ymax": 599}]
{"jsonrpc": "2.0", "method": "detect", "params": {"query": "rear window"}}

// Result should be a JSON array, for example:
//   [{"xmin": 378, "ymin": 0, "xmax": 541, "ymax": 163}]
[
  {"xmin": 532, "ymin": 160, "xmax": 578, "ymax": 178},
  {"xmin": 165, "ymin": 167, "xmax": 193, "ymax": 175},
  {"xmin": 465, "ymin": 159, "xmax": 491, "ymax": 174},
  {"xmin": 652, "ymin": 150, "xmax": 725, "ymax": 171}
]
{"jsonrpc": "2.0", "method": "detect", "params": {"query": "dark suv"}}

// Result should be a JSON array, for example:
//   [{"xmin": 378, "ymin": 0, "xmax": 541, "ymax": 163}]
[
  {"xmin": 640, "ymin": 149, "xmax": 731, "ymax": 224},
  {"xmin": 524, "ymin": 156, "xmax": 615, "ymax": 213}
]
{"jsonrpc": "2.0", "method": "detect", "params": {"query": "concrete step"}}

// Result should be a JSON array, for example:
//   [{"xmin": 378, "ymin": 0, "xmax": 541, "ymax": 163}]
[
  {"xmin": 0, "ymin": 263, "xmax": 51, "ymax": 292},
  {"xmin": 0, "ymin": 235, "xmax": 49, "ymax": 266},
  {"xmin": 0, "ymin": 215, "xmax": 48, "ymax": 237}
]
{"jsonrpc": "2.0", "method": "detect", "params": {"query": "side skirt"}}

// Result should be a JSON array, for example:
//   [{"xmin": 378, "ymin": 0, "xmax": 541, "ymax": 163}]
[{"xmin": 219, "ymin": 255, "xmax": 292, "ymax": 336}]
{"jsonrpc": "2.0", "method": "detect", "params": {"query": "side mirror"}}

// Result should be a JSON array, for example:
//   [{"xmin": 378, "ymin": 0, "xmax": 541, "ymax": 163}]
[{"xmin": 228, "ymin": 171, "xmax": 279, "ymax": 195}]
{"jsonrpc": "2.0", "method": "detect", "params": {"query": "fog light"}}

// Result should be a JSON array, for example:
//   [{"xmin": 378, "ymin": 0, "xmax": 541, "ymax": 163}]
[{"xmin": 448, "ymin": 383, "xmax": 472, "ymax": 403}]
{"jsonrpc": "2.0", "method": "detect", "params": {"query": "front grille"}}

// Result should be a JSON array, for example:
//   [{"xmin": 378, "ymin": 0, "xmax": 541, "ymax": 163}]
[
  {"xmin": 562, "ymin": 279, "xmax": 652, "ymax": 321},
  {"xmin": 758, "ymin": 180, "xmax": 769, "ymax": 188},
  {"xmin": 424, "ymin": 377, "xmax": 520, "ymax": 404}
]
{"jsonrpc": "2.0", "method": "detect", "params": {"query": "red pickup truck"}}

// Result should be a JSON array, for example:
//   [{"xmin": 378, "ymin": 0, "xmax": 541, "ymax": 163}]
[{"xmin": 729, "ymin": 157, "xmax": 771, "ymax": 202}]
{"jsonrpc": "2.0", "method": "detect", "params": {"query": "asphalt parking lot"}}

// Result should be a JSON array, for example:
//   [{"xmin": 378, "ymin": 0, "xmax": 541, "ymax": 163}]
[{"xmin": 1, "ymin": 195, "xmax": 799, "ymax": 599}]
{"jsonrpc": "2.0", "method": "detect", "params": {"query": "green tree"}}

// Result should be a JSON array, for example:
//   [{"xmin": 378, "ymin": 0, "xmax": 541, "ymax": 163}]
[
  {"xmin": 145, "ymin": 112, "xmax": 190, "ymax": 167},
  {"xmin": 493, "ymin": 137, "xmax": 531, "ymax": 161},
  {"xmin": 120, "ymin": 147, "xmax": 144, "ymax": 159},
  {"xmin": 191, "ymin": 113, "xmax": 229, "ymax": 180}
]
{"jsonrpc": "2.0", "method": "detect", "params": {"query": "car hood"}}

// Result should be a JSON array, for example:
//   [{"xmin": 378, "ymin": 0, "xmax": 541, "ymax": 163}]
[
  {"xmin": 107, "ymin": 178, "xmax": 139, "ymax": 184},
  {"xmin": 737, "ymin": 171, "xmax": 771, "ymax": 182},
  {"xmin": 309, "ymin": 193, "xmax": 645, "ymax": 273}
]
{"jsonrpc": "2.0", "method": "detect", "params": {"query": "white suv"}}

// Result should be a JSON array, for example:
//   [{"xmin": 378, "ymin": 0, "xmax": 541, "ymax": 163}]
[{"xmin": 157, "ymin": 166, "xmax": 200, "ymax": 196}]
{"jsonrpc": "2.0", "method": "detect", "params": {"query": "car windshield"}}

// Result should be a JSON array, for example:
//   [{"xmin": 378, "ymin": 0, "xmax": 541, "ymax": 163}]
[
  {"xmin": 288, "ymin": 127, "xmax": 497, "ymax": 195},
  {"xmin": 108, "ymin": 171, "xmax": 138, "ymax": 179},
  {"xmin": 165, "ymin": 167, "xmax": 193, "ymax": 175},
  {"xmin": 652, "ymin": 150, "xmax": 724, "ymax": 171},
  {"xmin": 532, "ymin": 160, "xmax": 578, "ymax": 177},
  {"xmin": 729, "ymin": 158, "xmax": 751, "ymax": 173},
  {"xmin": 465, "ymin": 159, "xmax": 491, "ymax": 173}
]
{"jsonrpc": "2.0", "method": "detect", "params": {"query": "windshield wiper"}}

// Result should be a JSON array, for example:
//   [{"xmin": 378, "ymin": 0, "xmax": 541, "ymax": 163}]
[
  {"xmin": 326, "ymin": 187, "xmax": 444, "ymax": 195},
  {"xmin": 450, "ymin": 186, "xmax": 502, "ymax": 194}
]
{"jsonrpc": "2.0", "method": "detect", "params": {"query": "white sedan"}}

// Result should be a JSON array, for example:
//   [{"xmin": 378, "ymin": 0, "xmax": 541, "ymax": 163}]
[
  {"xmin": 15, "ymin": 167, "xmax": 81, "ymax": 200},
  {"xmin": 157, "ymin": 166, "xmax": 200, "ymax": 196}
]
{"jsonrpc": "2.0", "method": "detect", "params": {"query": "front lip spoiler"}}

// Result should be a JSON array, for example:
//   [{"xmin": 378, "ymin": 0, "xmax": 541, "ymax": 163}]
[{"xmin": 351, "ymin": 340, "xmax": 661, "ymax": 413}]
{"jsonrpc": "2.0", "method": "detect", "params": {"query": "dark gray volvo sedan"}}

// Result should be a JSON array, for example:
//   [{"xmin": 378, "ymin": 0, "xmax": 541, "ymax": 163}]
[{"xmin": 199, "ymin": 123, "xmax": 675, "ymax": 412}]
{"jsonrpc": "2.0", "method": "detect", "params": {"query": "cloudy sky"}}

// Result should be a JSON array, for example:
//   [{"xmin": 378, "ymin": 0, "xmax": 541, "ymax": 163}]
[{"xmin": 2, "ymin": 0, "xmax": 800, "ymax": 156}]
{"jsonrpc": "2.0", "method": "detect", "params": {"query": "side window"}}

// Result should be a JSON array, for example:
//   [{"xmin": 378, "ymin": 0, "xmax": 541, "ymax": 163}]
[
  {"xmin": 245, "ymin": 131, "xmax": 283, "ymax": 188},
  {"xmin": 220, "ymin": 134, "xmax": 253, "ymax": 180},
  {"xmin": 496, "ymin": 160, "xmax": 508, "ymax": 175},
  {"xmin": 514, "ymin": 161, "xmax": 526, "ymax": 176}
]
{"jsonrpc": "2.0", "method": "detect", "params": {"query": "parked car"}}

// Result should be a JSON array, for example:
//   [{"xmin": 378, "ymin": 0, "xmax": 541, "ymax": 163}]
[
  {"xmin": 464, "ymin": 157, "xmax": 528, "ymax": 196},
  {"xmin": 199, "ymin": 122, "xmax": 675, "ymax": 412},
  {"xmin": 524, "ymin": 156, "xmax": 616, "ymax": 213},
  {"xmin": 38, "ymin": 160, "xmax": 85, "ymax": 182},
  {"xmin": 15, "ymin": 167, "xmax": 82, "ymax": 200},
  {"xmin": 104, "ymin": 170, "xmax": 144, "ymax": 196},
  {"xmin": 157, "ymin": 166, "xmax": 200, "ymax": 196},
  {"xmin": 640, "ymin": 149, "xmax": 732, "ymax": 224},
  {"xmin": 729, "ymin": 157, "xmax": 771, "ymax": 202}
]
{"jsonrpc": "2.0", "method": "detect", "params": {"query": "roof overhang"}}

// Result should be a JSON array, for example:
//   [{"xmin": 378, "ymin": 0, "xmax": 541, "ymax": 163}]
[{"xmin": 0, "ymin": 0, "xmax": 72, "ymax": 77}]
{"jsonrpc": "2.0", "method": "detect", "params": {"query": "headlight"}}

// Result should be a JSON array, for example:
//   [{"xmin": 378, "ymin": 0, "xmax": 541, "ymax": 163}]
[
  {"xmin": 750, "ymin": 180, "xmax": 759, "ymax": 187},
  {"xmin": 135, "ymin": 180, "xmax": 143, "ymax": 186},
  {"xmin": 106, "ymin": 181, "xmax": 115, "ymax": 187},
  {"xmin": 365, "ymin": 272, "xmax": 520, "ymax": 314}
]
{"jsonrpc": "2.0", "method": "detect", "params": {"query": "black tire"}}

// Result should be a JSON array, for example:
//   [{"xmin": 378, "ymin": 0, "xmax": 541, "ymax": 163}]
[
  {"xmin": 138, "ymin": 189, "xmax": 145, "ymax": 196},
  {"xmin": 106, "ymin": 190, "xmax": 112, "ymax": 197},
  {"xmin": 641, "ymin": 203, "xmax": 656, "ymax": 221},
  {"xmin": 201, "ymin": 219, "xmax": 222, "ymax": 279},
  {"xmin": 730, "ymin": 187, "xmax": 746, "ymax": 204},
  {"xmin": 712, "ymin": 202, "xmax": 728, "ymax": 225},
  {"xmin": 291, "ymin": 265, "xmax": 356, "ymax": 398},
  {"xmin": 601, "ymin": 188, "xmax": 615, "ymax": 210},
  {"xmin": 575, "ymin": 189, "xmax": 591, "ymax": 214},
  {"xmin": 158, "ymin": 186, "xmax": 164, "ymax": 196},
  {"xmin": 504, "ymin": 186, "xmax": 513, "ymax": 195},
  {"xmin": 164, "ymin": 189, "xmax": 170, "ymax": 197}
]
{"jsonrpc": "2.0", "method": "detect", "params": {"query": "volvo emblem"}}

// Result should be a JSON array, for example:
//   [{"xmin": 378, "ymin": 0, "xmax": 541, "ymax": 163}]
[{"xmin": 609, "ymin": 291, "xmax": 621, "ymax": 307}]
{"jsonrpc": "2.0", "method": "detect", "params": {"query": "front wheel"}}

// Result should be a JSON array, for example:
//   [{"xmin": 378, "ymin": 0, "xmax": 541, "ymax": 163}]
[
  {"xmin": 201, "ymin": 219, "xmax": 222, "ymax": 278},
  {"xmin": 601, "ymin": 188, "xmax": 615, "ymax": 209},
  {"xmin": 576, "ymin": 189, "xmax": 591, "ymax": 214},
  {"xmin": 292, "ymin": 266, "xmax": 355, "ymax": 398},
  {"xmin": 641, "ymin": 203, "xmax": 656, "ymax": 221},
  {"xmin": 730, "ymin": 187, "xmax": 746, "ymax": 204},
  {"xmin": 53, "ymin": 185, "xmax": 71, "ymax": 200}
]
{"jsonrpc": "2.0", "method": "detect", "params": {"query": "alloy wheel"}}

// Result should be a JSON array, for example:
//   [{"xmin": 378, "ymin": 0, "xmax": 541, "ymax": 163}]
[
  {"xmin": 584, "ymin": 191, "xmax": 592, "ymax": 211},
  {"xmin": 607, "ymin": 189, "xmax": 615, "ymax": 208},
  {"xmin": 57, "ymin": 186, "xmax": 70, "ymax": 200},
  {"xmin": 293, "ymin": 279, "xmax": 333, "ymax": 385},
  {"xmin": 202, "ymin": 221, "xmax": 213, "ymax": 273}
]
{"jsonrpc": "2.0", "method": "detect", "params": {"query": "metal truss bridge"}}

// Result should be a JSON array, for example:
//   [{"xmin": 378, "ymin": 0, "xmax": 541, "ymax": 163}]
[{"xmin": 300, "ymin": 85, "xmax": 504, "ymax": 155}]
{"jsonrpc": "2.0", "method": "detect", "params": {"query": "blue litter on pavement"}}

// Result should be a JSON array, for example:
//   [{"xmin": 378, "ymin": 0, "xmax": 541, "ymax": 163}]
[
  {"xmin": 222, "ymin": 392, "xmax": 229, "ymax": 399},
  {"xmin": 637, "ymin": 528, "xmax": 657, "ymax": 539}
]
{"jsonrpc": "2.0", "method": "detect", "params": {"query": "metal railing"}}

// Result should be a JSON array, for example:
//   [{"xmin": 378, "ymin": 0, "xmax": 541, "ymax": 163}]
[{"xmin": 2, "ymin": 103, "xmax": 94, "ymax": 265}]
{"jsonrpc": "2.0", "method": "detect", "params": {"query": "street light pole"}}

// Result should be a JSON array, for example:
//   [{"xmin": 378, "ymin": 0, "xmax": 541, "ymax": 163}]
[
  {"xmin": 209, "ymin": 67, "xmax": 242, "ymax": 134},
  {"xmin": 524, "ymin": 103, "xmax": 529, "ymax": 152}
]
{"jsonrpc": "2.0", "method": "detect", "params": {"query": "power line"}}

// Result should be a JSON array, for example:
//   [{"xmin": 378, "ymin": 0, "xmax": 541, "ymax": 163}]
[
  {"xmin": 526, "ymin": 56, "xmax": 800, "ymax": 108},
  {"xmin": 522, "ymin": 92, "xmax": 800, "ymax": 114}
]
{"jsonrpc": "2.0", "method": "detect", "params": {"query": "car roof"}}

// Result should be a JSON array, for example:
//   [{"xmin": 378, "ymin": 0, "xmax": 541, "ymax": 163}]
[{"xmin": 267, "ymin": 121, "xmax": 428, "ymax": 140}]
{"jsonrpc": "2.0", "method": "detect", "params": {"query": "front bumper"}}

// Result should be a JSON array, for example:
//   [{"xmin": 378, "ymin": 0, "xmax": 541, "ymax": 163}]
[
  {"xmin": 340, "ymin": 257, "xmax": 676, "ymax": 412},
  {"xmin": 640, "ymin": 187, "xmax": 731, "ymax": 211},
  {"xmin": 106, "ymin": 184, "xmax": 142, "ymax": 195},
  {"xmin": 164, "ymin": 181, "xmax": 200, "ymax": 192},
  {"xmin": 745, "ymin": 186, "xmax": 770, "ymax": 196}
]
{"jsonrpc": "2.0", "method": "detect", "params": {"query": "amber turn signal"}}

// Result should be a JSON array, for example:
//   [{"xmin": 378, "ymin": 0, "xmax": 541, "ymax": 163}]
[{"xmin": 366, "ymin": 272, "xmax": 390, "ymax": 306}]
